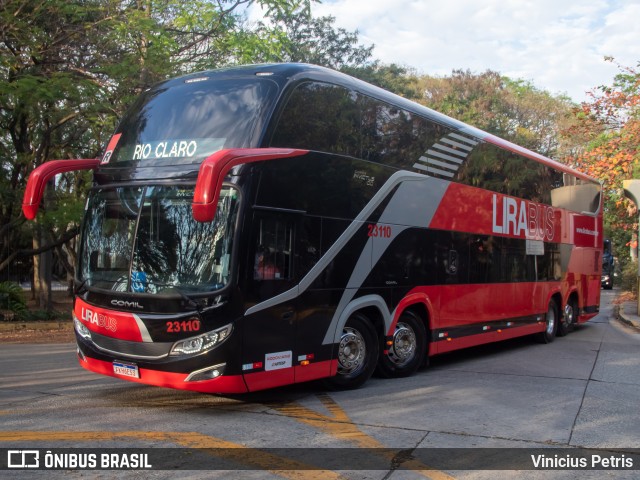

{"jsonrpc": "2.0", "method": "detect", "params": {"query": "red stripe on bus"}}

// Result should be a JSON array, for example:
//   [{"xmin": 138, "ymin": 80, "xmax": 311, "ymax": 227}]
[
  {"xmin": 75, "ymin": 298, "xmax": 144, "ymax": 342},
  {"xmin": 428, "ymin": 182, "xmax": 565, "ymax": 242}
]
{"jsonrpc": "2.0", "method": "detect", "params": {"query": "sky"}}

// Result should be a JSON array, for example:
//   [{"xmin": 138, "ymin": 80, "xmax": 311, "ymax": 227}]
[{"xmin": 303, "ymin": 0, "xmax": 640, "ymax": 103}]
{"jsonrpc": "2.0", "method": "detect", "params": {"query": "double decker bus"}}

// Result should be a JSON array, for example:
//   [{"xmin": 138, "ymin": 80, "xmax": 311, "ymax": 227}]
[{"xmin": 23, "ymin": 64, "xmax": 602, "ymax": 393}]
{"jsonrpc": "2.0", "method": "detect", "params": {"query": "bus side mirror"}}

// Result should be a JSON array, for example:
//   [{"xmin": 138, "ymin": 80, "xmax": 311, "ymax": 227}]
[
  {"xmin": 192, "ymin": 148, "xmax": 307, "ymax": 222},
  {"xmin": 623, "ymin": 180, "xmax": 640, "ymax": 209},
  {"xmin": 22, "ymin": 159, "xmax": 101, "ymax": 220}
]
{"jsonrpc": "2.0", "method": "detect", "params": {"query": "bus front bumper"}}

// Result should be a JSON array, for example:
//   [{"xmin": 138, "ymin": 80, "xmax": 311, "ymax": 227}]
[
  {"xmin": 75, "ymin": 331, "xmax": 248, "ymax": 394},
  {"xmin": 77, "ymin": 349, "xmax": 249, "ymax": 394}
]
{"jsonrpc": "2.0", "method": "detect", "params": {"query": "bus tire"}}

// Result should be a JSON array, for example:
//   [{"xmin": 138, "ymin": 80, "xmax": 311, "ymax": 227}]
[
  {"xmin": 557, "ymin": 298, "xmax": 577, "ymax": 337},
  {"xmin": 537, "ymin": 300, "xmax": 558, "ymax": 344},
  {"xmin": 377, "ymin": 311, "xmax": 427, "ymax": 378},
  {"xmin": 325, "ymin": 312, "xmax": 379, "ymax": 390}
]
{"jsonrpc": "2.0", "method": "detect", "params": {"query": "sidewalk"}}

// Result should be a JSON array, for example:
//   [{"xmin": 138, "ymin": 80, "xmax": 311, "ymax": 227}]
[
  {"xmin": 616, "ymin": 301, "xmax": 640, "ymax": 331},
  {"xmin": 0, "ymin": 320, "xmax": 71, "ymax": 333}
]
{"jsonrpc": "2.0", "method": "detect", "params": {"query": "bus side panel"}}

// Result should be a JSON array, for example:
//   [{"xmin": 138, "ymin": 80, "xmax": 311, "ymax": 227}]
[
  {"xmin": 403, "ymin": 284, "xmax": 547, "ymax": 354},
  {"xmin": 241, "ymin": 303, "xmax": 296, "ymax": 392},
  {"xmin": 436, "ymin": 283, "xmax": 539, "ymax": 327},
  {"xmin": 427, "ymin": 175, "xmax": 602, "ymax": 320},
  {"xmin": 564, "ymin": 246, "xmax": 601, "ymax": 321},
  {"xmin": 294, "ymin": 289, "xmax": 344, "ymax": 383},
  {"xmin": 435, "ymin": 323, "xmax": 544, "ymax": 354},
  {"xmin": 569, "ymin": 213, "xmax": 603, "ymax": 320}
]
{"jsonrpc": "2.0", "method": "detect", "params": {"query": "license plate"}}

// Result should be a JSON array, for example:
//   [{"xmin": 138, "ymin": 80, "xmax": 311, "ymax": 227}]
[{"xmin": 113, "ymin": 361, "xmax": 139, "ymax": 379}]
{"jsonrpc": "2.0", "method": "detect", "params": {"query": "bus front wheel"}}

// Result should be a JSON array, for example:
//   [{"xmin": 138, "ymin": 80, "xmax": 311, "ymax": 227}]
[
  {"xmin": 325, "ymin": 313, "xmax": 379, "ymax": 390},
  {"xmin": 377, "ymin": 311, "xmax": 427, "ymax": 378}
]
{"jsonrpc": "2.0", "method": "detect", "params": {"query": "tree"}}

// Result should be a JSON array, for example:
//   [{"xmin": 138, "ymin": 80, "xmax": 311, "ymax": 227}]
[
  {"xmin": 566, "ymin": 60, "xmax": 640, "ymax": 266},
  {"xmin": 416, "ymin": 70, "xmax": 579, "ymax": 159},
  {"xmin": 343, "ymin": 62, "xmax": 421, "ymax": 99},
  {"xmin": 1, "ymin": 0, "xmax": 112, "ymax": 306},
  {"xmin": 238, "ymin": 6, "xmax": 373, "ymax": 70},
  {"xmin": 0, "ymin": 0, "xmax": 314, "ymax": 308}
]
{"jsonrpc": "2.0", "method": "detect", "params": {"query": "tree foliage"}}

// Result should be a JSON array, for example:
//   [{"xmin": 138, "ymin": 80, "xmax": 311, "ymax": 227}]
[
  {"xmin": 0, "ymin": 281, "xmax": 27, "ymax": 318},
  {"xmin": 246, "ymin": 8, "xmax": 373, "ymax": 69},
  {"xmin": 415, "ymin": 69, "xmax": 580, "ymax": 159},
  {"xmin": 237, "ymin": 4, "xmax": 423, "ymax": 99},
  {"xmin": 0, "ymin": 0, "xmax": 313, "ymax": 299},
  {"xmin": 344, "ymin": 62, "xmax": 421, "ymax": 99},
  {"xmin": 566, "ymin": 60, "xmax": 640, "ymax": 264}
]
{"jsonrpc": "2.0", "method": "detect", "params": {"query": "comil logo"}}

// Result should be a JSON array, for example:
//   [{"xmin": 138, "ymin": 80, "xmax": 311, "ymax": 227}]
[
  {"xmin": 111, "ymin": 299, "xmax": 144, "ymax": 310},
  {"xmin": 8, "ymin": 450, "xmax": 39, "ymax": 468}
]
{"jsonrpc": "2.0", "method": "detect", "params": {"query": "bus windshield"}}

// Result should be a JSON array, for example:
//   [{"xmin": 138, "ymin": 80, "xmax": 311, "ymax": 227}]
[{"xmin": 79, "ymin": 185, "xmax": 239, "ymax": 294}]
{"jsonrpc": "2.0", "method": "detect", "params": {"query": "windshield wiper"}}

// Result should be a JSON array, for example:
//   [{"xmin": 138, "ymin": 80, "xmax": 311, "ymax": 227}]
[
  {"xmin": 74, "ymin": 278, "xmax": 89, "ymax": 295},
  {"xmin": 150, "ymin": 282, "xmax": 204, "ymax": 311}
]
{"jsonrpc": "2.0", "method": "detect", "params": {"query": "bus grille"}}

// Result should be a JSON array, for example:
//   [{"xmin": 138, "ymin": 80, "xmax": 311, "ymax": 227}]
[{"xmin": 89, "ymin": 331, "xmax": 172, "ymax": 360}]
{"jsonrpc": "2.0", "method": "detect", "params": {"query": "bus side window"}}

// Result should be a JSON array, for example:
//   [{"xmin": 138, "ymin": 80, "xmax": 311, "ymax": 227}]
[
  {"xmin": 253, "ymin": 216, "xmax": 294, "ymax": 281},
  {"xmin": 269, "ymin": 81, "xmax": 360, "ymax": 157}
]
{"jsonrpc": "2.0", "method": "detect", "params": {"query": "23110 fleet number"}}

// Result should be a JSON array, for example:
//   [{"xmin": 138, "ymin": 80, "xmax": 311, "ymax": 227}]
[
  {"xmin": 166, "ymin": 319, "xmax": 201, "ymax": 333},
  {"xmin": 367, "ymin": 224, "xmax": 392, "ymax": 238}
]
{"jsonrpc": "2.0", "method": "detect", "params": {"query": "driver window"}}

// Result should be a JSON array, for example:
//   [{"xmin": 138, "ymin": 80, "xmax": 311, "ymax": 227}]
[{"xmin": 254, "ymin": 216, "xmax": 294, "ymax": 281}]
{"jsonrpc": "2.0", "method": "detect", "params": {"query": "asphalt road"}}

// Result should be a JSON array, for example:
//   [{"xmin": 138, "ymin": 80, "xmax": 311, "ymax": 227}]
[{"xmin": 1, "ymin": 288, "xmax": 639, "ymax": 479}]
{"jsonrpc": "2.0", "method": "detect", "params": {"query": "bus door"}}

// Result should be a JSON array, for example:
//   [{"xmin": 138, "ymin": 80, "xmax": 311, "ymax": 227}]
[{"xmin": 243, "ymin": 207, "xmax": 300, "ymax": 391}]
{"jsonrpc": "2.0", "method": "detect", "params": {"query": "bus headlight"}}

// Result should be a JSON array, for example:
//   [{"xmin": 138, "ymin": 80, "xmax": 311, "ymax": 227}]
[
  {"xmin": 73, "ymin": 314, "xmax": 92, "ymax": 341},
  {"xmin": 170, "ymin": 323, "xmax": 233, "ymax": 356}
]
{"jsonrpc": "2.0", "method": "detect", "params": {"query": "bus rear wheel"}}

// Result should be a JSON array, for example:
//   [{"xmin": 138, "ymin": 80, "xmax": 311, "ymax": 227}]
[
  {"xmin": 325, "ymin": 313, "xmax": 379, "ymax": 390},
  {"xmin": 557, "ymin": 298, "xmax": 577, "ymax": 337},
  {"xmin": 377, "ymin": 311, "xmax": 427, "ymax": 378},
  {"xmin": 537, "ymin": 300, "xmax": 558, "ymax": 344}
]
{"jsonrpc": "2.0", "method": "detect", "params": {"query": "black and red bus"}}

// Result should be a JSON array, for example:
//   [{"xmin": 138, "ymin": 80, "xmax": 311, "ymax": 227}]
[{"xmin": 23, "ymin": 63, "xmax": 602, "ymax": 393}]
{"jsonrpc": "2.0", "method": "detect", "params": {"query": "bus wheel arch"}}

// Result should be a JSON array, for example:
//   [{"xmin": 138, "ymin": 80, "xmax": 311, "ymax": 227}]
[{"xmin": 377, "ymin": 305, "xmax": 428, "ymax": 378}]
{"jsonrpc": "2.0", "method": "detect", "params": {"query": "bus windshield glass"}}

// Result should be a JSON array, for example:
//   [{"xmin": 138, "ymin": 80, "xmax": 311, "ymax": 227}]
[
  {"xmin": 79, "ymin": 185, "xmax": 240, "ymax": 294},
  {"xmin": 104, "ymin": 77, "xmax": 278, "ymax": 166}
]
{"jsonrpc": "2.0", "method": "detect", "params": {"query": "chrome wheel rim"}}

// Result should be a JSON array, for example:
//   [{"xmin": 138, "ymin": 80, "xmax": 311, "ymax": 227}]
[
  {"xmin": 337, "ymin": 327, "xmax": 366, "ymax": 375},
  {"xmin": 388, "ymin": 322, "xmax": 417, "ymax": 367},
  {"xmin": 546, "ymin": 304, "xmax": 556, "ymax": 335},
  {"xmin": 564, "ymin": 303, "xmax": 575, "ymax": 327}
]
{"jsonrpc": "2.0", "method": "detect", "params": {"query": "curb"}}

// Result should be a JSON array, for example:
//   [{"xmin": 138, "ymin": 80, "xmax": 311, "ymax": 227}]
[{"xmin": 616, "ymin": 304, "xmax": 640, "ymax": 332}]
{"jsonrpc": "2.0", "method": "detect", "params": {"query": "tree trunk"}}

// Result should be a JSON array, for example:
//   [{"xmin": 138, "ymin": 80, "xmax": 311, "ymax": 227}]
[{"xmin": 32, "ymin": 232, "xmax": 52, "ymax": 310}]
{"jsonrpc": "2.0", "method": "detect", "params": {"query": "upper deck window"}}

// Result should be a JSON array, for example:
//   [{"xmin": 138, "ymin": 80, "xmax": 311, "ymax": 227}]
[
  {"xmin": 270, "ymin": 82, "xmax": 360, "ymax": 157},
  {"xmin": 103, "ymin": 78, "xmax": 278, "ymax": 167}
]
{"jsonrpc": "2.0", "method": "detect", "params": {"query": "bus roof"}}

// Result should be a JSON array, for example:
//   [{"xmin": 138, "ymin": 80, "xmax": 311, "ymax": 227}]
[{"xmin": 170, "ymin": 63, "xmax": 597, "ymax": 185}]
